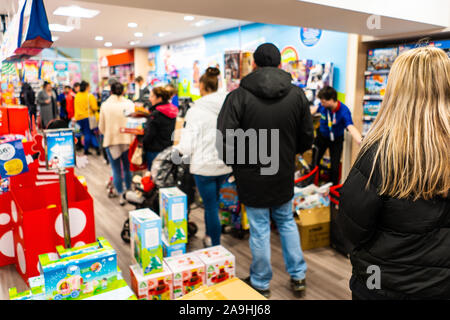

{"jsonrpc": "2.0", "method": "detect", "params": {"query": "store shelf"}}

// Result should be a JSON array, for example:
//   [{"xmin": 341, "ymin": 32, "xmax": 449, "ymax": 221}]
[
  {"xmin": 119, "ymin": 128, "xmax": 144, "ymax": 135},
  {"xmin": 363, "ymin": 116, "xmax": 377, "ymax": 121},
  {"xmin": 365, "ymin": 70, "xmax": 390, "ymax": 76},
  {"xmin": 364, "ymin": 95, "xmax": 384, "ymax": 101}
]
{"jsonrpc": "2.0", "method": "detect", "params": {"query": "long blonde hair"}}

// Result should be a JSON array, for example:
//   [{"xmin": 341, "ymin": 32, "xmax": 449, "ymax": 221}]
[{"xmin": 359, "ymin": 46, "xmax": 450, "ymax": 200}]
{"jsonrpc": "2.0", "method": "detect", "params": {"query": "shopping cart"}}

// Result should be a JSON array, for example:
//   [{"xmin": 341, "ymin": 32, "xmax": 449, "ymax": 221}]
[{"xmin": 329, "ymin": 184, "xmax": 351, "ymax": 258}]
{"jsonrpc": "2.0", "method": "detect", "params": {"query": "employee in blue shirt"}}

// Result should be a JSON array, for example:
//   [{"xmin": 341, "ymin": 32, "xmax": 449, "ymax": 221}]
[{"xmin": 310, "ymin": 86, "xmax": 362, "ymax": 185}]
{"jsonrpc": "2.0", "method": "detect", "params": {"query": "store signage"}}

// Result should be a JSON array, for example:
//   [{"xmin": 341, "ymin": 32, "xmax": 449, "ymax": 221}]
[
  {"xmin": 281, "ymin": 46, "xmax": 299, "ymax": 65},
  {"xmin": 0, "ymin": 140, "xmax": 29, "ymax": 177},
  {"xmin": 300, "ymin": 28, "xmax": 322, "ymax": 47},
  {"xmin": 44, "ymin": 129, "xmax": 76, "ymax": 170}
]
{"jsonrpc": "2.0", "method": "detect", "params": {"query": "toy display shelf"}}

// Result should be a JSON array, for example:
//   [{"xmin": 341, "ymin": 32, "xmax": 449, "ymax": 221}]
[
  {"xmin": 363, "ymin": 115, "xmax": 377, "ymax": 121},
  {"xmin": 120, "ymin": 128, "xmax": 144, "ymax": 135},
  {"xmin": 364, "ymin": 70, "xmax": 390, "ymax": 76},
  {"xmin": 363, "ymin": 95, "xmax": 384, "ymax": 101}
]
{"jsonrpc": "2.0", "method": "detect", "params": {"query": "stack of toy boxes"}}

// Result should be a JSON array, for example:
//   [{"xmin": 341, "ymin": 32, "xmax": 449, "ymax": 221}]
[
  {"xmin": 162, "ymin": 234, "xmax": 186, "ymax": 257},
  {"xmin": 164, "ymin": 253, "xmax": 206, "ymax": 299},
  {"xmin": 9, "ymin": 275, "xmax": 46, "ymax": 300},
  {"xmin": 194, "ymin": 246, "xmax": 236, "ymax": 287},
  {"xmin": 130, "ymin": 209, "xmax": 163, "ymax": 275},
  {"xmin": 159, "ymin": 188, "xmax": 188, "ymax": 254},
  {"xmin": 129, "ymin": 263, "xmax": 173, "ymax": 300},
  {"xmin": 38, "ymin": 237, "xmax": 119, "ymax": 300}
]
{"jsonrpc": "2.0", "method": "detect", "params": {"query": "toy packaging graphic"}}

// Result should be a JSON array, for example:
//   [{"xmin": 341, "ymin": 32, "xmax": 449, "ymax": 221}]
[
  {"xmin": 363, "ymin": 100, "xmax": 382, "ymax": 119},
  {"xmin": 365, "ymin": 74, "xmax": 388, "ymax": 97},
  {"xmin": 287, "ymin": 59, "xmax": 313, "ymax": 87},
  {"xmin": 130, "ymin": 263, "xmax": 173, "ymax": 300},
  {"xmin": 130, "ymin": 209, "xmax": 164, "ymax": 276},
  {"xmin": 162, "ymin": 234, "xmax": 186, "ymax": 257},
  {"xmin": 43, "ymin": 129, "xmax": 76, "ymax": 170},
  {"xmin": 159, "ymin": 187, "xmax": 188, "ymax": 246},
  {"xmin": 164, "ymin": 253, "xmax": 206, "ymax": 299},
  {"xmin": 38, "ymin": 237, "xmax": 119, "ymax": 300},
  {"xmin": 367, "ymin": 47, "xmax": 398, "ymax": 71},
  {"xmin": 219, "ymin": 178, "xmax": 239, "ymax": 226},
  {"xmin": 194, "ymin": 246, "xmax": 235, "ymax": 287},
  {"xmin": 0, "ymin": 139, "xmax": 29, "ymax": 178}
]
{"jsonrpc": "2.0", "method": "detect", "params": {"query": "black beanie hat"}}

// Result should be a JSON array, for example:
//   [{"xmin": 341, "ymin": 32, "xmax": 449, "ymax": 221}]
[{"xmin": 253, "ymin": 43, "xmax": 281, "ymax": 67}]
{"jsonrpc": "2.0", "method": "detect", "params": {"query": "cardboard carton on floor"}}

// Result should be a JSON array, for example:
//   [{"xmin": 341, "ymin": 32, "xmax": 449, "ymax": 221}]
[
  {"xmin": 194, "ymin": 246, "xmax": 235, "ymax": 287},
  {"xmin": 179, "ymin": 278, "xmax": 266, "ymax": 300},
  {"xmin": 296, "ymin": 206, "xmax": 330, "ymax": 251},
  {"xmin": 129, "ymin": 263, "xmax": 173, "ymax": 300},
  {"xmin": 164, "ymin": 253, "xmax": 205, "ymax": 299}
]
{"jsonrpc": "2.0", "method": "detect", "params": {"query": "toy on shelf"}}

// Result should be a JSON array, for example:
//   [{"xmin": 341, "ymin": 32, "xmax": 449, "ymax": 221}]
[
  {"xmin": 159, "ymin": 187, "xmax": 188, "ymax": 246},
  {"xmin": 367, "ymin": 47, "xmax": 398, "ymax": 71},
  {"xmin": 363, "ymin": 100, "xmax": 381, "ymax": 120},
  {"xmin": 194, "ymin": 246, "xmax": 235, "ymax": 287},
  {"xmin": 130, "ymin": 209, "xmax": 163, "ymax": 276},
  {"xmin": 129, "ymin": 263, "xmax": 173, "ymax": 300},
  {"xmin": 164, "ymin": 253, "xmax": 206, "ymax": 299},
  {"xmin": 365, "ymin": 74, "xmax": 388, "ymax": 97}
]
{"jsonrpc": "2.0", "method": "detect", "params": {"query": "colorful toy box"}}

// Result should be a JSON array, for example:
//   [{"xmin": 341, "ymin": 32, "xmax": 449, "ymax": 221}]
[
  {"xmin": 162, "ymin": 234, "xmax": 186, "ymax": 257},
  {"xmin": 130, "ymin": 208, "xmax": 163, "ymax": 276},
  {"xmin": 164, "ymin": 253, "xmax": 206, "ymax": 299},
  {"xmin": 129, "ymin": 263, "xmax": 173, "ymax": 300},
  {"xmin": 194, "ymin": 246, "xmax": 235, "ymax": 287},
  {"xmin": 159, "ymin": 187, "xmax": 188, "ymax": 246},
  {"xmin": 38, "ymin": 237, "xmax": 118, "ymax": 300},
  {"xmin": 365, "ymin": 74, "xmax": 388, "ymax": 97},
  {"xmin": 367, "ymin": 47, "xmax": 398, "ymax": 71}
]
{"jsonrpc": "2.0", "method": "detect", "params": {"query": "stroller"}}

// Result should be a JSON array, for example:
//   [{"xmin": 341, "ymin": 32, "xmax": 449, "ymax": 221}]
[{"xmin": 120, "ymin": 147, "xmax": 199, "ymax": 243}]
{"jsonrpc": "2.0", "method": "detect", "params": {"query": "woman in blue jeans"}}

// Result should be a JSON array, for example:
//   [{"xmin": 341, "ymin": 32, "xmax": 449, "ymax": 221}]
[
  {"xmin": 99, "ymin": 82, "xmax": 135, "ymax": 205},
  {"xmin": 175, "ymin": 67, "xmax": 232, "ymax": 247}
]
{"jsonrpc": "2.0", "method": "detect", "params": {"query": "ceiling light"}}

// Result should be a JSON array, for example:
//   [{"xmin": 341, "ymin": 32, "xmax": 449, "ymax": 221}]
[
  {"xmin": 129, "ymin": 41, "xmax": 136, "ymax": 46},
  {"xmin": 193, "ymin": 19, "xmax": 215, "ymax": 27},
  {"xmin": 184, "ymin": 16, "xmax": 195, "ymax": 21},
  {"xmin": 53, "ymin": 6, "xmax": 100, "ymax": 18},
  {"xmin": 134, "ymin": 32, "xmax": 143, "ymax": 38},
  {"xmin": 52, "ymin": 36, "xmax": 59, "ymax": 41},
  {"xmin": 95, "ymin": 36, "xmax": 104, "ymax": 41},
  {"xmin": 104, "ymin": 42, "xmax": 112, "ymax": 47},
  {"xmin": 49, "ymin": 24, "xmax": 74, "ymax": 32},
  {"xmin": 113, "ymin": 49, "xmax": 126, "ymax": 54},
  {"xmin": 156, "ymin": 32, "xmax": 171, "ymax": 37},
  {"xmin": 128, "ymin": 22, "xmax": 138, "ymax": 28}
]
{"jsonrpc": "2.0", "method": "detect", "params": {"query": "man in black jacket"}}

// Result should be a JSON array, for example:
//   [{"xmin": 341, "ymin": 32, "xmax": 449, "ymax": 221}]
[{"xmin": 217, "ymin": 43, "xmax": 314, "ymax": 298}]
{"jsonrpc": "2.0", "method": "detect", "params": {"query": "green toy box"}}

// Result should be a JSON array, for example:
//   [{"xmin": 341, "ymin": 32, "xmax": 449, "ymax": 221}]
[
  {"xmin": 162, "ymin": 234, "xmax": 186, "ymax": 257},
  {"xmin": 159, "ymin": 187, "xmax": 188, "ymax": 246},
  {"xmin": 130, "ymin": 208, "xmax": 163, "ymax": 276},
  {"xmin": 130, "ymin": 262, "xmax": 173, "ymax": 300}
]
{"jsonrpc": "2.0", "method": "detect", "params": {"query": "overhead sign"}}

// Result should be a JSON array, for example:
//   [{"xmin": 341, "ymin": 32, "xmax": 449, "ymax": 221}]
[{"xmin": 300, "ymin": 28, "xmax": 322, "ymax": 47}]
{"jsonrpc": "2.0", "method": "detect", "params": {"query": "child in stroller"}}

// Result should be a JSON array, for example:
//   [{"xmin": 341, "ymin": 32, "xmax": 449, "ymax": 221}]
[{"xmin": 120, "ymin": 147, "xmax": 198, "ymax": 243}]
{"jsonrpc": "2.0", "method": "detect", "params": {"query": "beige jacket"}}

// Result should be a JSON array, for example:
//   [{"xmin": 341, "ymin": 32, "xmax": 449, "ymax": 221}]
[{"xmin": 99, "ymin": 95, "xmax": 134, "ymax": 148}]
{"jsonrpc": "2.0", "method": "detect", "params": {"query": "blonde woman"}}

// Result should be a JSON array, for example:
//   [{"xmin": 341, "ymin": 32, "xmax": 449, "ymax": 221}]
[{"xmin": 338, "ymin": 46, "xmax": 450, "ymax": 300}]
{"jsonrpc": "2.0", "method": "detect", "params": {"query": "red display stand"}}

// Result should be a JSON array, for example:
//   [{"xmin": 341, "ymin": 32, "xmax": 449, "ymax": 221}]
[
  {"xmin": 7, "ymin": 106, "xmax": 30, "ymax": 137},
  {"xmin": 0, "ymin": 107, "xmax": 9, "ymax": 136},
  {"xmin": 10, "ymin": 176, "xmax": 95, "ymax": 284},
  {"xmin": 0, "ymin": 192, "xmax": 15, "ymax": 267}
]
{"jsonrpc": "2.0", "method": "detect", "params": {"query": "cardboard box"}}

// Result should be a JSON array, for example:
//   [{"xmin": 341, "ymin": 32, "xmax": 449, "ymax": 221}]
[
  {"xmin": 296, "ymin": 206, "xmax": 330, "ymax": 251},
  {"xmin": 7, "ymin": 106, "xmax": 29, "ymax": 136},
  {"xmin": 179, "ymin": 278, "xmax": 267, "ymax": 300},
  {"xmin": 38, "ymin": 238, "xmax": 119, "ymax": 300},
  {"xmin": 130, "ymin": 209, "xmax": 163, "ymax": 276},
  {"xmin": 164, "ymin": 253, "xmax": 205, "ymax": 299},
  {"xmin": 162, "ymin": 234, "xmax": 186, "ymax": 257},
  {"xmin": 159, "ymin": 188, "xmax": 188, "ymax": 245},
  {"xmin": 194, "ymin": 246, "xmax": 235, "ymax": 287},
  {"xmin": 0, "ymin": 107, "xmax": 9, "ymax": 135},
  {"xmin": 129, "ymin": 263, "xmax": 173, "ymax": 300}
]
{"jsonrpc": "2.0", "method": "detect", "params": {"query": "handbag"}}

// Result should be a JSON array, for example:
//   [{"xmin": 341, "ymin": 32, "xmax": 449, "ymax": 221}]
[
  {"xmin": 129, "ymin": 137, "xmax": 147, "ymax": 171},
  {"xmin": 131, "ymin": 143, "xmax": 144, "ymax": 166},
  {"xmin": 87, "ymin": 94, "xmax": 98, "ymax": 130}
]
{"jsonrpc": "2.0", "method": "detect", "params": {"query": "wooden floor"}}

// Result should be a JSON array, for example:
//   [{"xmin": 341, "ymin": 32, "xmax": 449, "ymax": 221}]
[{"xmin": 0, "ymin": 153, "xmax": 352, "ymax": 300}]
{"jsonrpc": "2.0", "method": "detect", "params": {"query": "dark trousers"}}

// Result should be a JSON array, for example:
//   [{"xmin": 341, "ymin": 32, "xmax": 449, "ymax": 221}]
[{"xmin": 315, "ymin": 132, "xmax": 344, "ymax": 185}]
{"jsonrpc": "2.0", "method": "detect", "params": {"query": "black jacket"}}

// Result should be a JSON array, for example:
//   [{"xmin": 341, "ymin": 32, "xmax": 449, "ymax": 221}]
[
  {"xmin": 143, "ymin": 103, "xmax": 178, "ymax": 153},
  {"xmin": 217, "ymin": 67, "xmax": 314, "ymax": 208},
  {"xmin": 338, "ymin": 145, "xmax": 450, "ymax": 299},
  {"xmin": 20, "ymin": 83, "xmax": 36, "ymax": 114}
]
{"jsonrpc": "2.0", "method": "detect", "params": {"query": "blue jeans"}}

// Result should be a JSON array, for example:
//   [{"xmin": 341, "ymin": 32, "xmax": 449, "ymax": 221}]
[
  {"xmin": 78, "ymin": 118, "xmax": 99, "ymax": 152},
  {"xmin": 193, "ymin": 174, "xmax": 229, "ymax": 246},
  {"xmin": 106, "ymin": 148, "xmax": 132, "ymax": 194},
  {"xmin": 146, "ymin": 151, "xmax": 160, "ymax": 170},
  {"xmin": 246, "ymin": 200, "xmax": 307, "ymax": 290}
]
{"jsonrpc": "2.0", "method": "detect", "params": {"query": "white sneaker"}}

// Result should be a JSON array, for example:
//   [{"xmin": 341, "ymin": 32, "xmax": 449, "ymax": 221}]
[
  {"xmin": 119, "ymin": 193, "xmax": 126, "ymax": 206},
  {"xmin": 203, "ymin": 236, "xmax": 213, "ymax": 248}
]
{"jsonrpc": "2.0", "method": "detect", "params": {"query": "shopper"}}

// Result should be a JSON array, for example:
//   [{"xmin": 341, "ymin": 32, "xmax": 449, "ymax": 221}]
[
  {"xmin": 166, "ymin": 83, "xmax": 179, "ymax": 107},
  {"xmin": 134, "ymin": 76, "xmax": 150, "ymax": 103},
  {"xmin": 175, "ymin": 67, "xmax": 232, "ymax": 247},
  {"xmin": 19, "ymin": 82, "xmax": 37, "ymax": 127},
  {"xmin": 143, "ymin": 87, "xmax": 178, "ymax": 169},
  {"xmin": 58, "ymin": 86, "xmax": 75, "ymax": 124},
  {"xmin": 74, "ymin": 81, "xmax": 100, "ymax": 155},
  {"xmin": 73, "ymin": 82, "xmax": 80, "ymax": 94},
  {"xmin": 310, "ymin": 86, "xmax": 362, "ymax": 185},
  {"xmin": 36, "ymin": 81, "xmax": 58, "ymax": 129},
  {"xmin": 99, "ymin": 82, "xmax": 134, "ymax": 205},
  {"xmin": 338, "ymin": 46, "xmax": 450, "ymax": 300},
  {"xmin": 217, "ymin": 43, "xmax": 314, "ymax": 298}
]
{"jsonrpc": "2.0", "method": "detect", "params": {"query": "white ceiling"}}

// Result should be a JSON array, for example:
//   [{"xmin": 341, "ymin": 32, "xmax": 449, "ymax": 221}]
[
  {"xmin": 78, "ymin": 0, "xmax": 449, "ymax": 38},
  {"xmin": 0, "ymin": 0, "xmax": 249, "ymax": 49}
]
